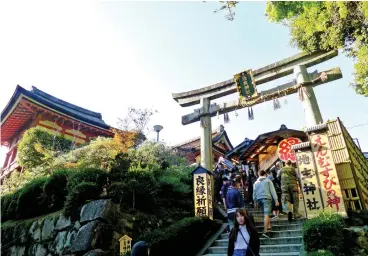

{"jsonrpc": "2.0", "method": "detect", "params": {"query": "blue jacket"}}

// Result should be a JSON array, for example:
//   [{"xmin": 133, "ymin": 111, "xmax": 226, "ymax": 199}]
[{"xmin": 226, "ymin": 187, "xmax": 244, "ymax": 211}]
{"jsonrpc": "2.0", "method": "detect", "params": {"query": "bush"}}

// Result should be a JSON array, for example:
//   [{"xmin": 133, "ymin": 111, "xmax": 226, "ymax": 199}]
[
  {"xmin": 64, "ymin": 182, "xmax": 102, "ymax": 219},
  {"xmin": 43, "ymin": 169, "xmax": 71, "ymax": 210},
  {"xmin": 303, "ymin": 212, "xmax": 345, "ymax": 254},
  {"xmin": 307, "ymin": 250, "xmax": 335, "ymax": 256},
  {"xmin": 1, "ymin": 192, "xmax": 20, "ymax": 221},
  {"xmin": 140, "ymin": 217, "xmax": 219, "ymax": 256},
  {"xmin": 16, "ymin": 177, "xmax": 49, "ymax": 219},
  {"xmin": 67, "ymin": 168, "xmax": 107, "ymax": 191}
]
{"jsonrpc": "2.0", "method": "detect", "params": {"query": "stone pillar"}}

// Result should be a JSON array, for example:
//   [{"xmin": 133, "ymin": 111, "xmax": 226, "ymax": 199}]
[
  {"xmin": 200, "ymin": 97, "xmax": 213, "ymax": 172},
  {"xmin": 294, "ymin": 65, "xmax": 323, "ymax": 126}
]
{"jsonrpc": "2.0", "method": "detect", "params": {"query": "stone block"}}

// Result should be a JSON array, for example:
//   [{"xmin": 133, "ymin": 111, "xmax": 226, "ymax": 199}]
[
  {"xmin": 82, "ymin": 249, "xmax": 110, "ymax": 256},
  {"xmin": 28, "ymin": 244, "xmax": 47, "ymax": 256},
  {"xmin": 64, "ymin": 230, "xmax": 77, "ymax": 254},
  {"xmin": 9, "ymin": 246, "xmax": 26, "ymax": 256},
  {"xmin": 51, "ymin": 231, "xmax": 67, "ymax": 255},
  {"xmin": 80, "ymin": 199, "xmax": 115, "ymax": 224},
  {"xmin": 42, "ymin": 217, "xmax": 56, "ymax": 241},
  {"xmin": 71, "ymin": 220, "xmax": 112, "ymax": 254},
  {"xmin": 29, "ymin": 221, "xmax": 41, "ymax": 242},
  {"xmin": 73, "ymin": 220, "xmax": 81, "ymax": 231},
  {"xmin": 55, "ymin": 214, "xmax": 72, "ymax": 231}
]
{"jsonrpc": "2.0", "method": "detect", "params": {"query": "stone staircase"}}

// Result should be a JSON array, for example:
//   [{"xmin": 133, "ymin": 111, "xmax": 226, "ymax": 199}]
[{"xmin": 202, "ymin": 207, "xmax": 304, "ymax": 256}]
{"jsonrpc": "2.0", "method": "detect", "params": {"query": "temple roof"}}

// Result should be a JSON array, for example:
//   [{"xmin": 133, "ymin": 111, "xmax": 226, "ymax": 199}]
[
  {"xmin": 1, "ymin": 85, "xmax": 110, "ymax": 130},
  {"xmin": 173, "ymin": 125, "xmax": 234, "ymax": 153},
  {"xmin": 226, "ymin": 125, "xmax": 308, "ymax": 163}
]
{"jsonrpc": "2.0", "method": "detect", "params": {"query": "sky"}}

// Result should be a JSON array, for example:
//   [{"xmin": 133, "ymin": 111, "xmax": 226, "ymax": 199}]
[{"xmin": 1, "ymin": 1, "xmax": 368, "ymax": 163}]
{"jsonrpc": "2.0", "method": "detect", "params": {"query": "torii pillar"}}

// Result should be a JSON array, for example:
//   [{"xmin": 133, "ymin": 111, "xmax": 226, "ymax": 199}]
[{"xmin": 200, "ymin": 97, "xmax": 213, "ymax": 171}]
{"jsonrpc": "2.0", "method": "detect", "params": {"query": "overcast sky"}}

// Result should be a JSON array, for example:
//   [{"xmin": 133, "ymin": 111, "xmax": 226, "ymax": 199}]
[{"xmin": 1, "ymin": 1, "xmax": 368, "ymax": 163}]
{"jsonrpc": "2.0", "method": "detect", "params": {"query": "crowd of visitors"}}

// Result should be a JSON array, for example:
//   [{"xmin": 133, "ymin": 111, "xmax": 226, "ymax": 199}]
[{"xmin": 214, "ymin": 160, "xmax": 303, "ymax": 242}]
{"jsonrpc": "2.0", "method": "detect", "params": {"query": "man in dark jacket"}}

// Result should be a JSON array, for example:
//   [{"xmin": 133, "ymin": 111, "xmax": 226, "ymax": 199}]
[
  {"xmin": 226, "ymin": 179, "xmax": 244, "ymax": 230},
  {"xmin": 131, "ymin": 241, "xmax": 148, "ymax": 256}
]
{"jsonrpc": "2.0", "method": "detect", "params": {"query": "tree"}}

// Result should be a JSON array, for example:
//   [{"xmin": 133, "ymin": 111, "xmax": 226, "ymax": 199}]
[
  {"xmin": 117, "ymin": 108, "xmax": 157, "ymax": 147},
  {"xmin": 214, "ymin": 1, "xmax": 368, "ymax": 96}
]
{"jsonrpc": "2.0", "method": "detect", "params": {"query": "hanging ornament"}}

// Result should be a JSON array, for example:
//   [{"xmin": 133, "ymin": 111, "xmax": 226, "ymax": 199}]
[
  {"xmin": 273, "ymin": 97, "xmax": 281, "ymax": 110},
  {"xmin": 217, "ymin": 111, "xmax": 220, "ymax": 120},
  {"xmin": 200, "ymin": 117, "xmax": 207, "ymax": 128},
  {"xmin": 284, "ymin": 91, "xmax": 288, "ymax": 105},
  {"xmin": 297, "ymin": 86, "xmax": 310, "ymax": 101},
  {"xmin": 248, "ymin": 107, "xmax": 254, "ymax": 120},
  {"xmin": 224, "ymin": 113, "xmax": 230, "ymax": 123},
  {"xmin": 235, "ymin": 109, "xmax": 238, "ymax": 117}
]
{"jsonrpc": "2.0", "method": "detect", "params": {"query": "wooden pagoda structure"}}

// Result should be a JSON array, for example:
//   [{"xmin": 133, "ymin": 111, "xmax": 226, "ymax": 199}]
[
  {"xmin": 173, "ymin": 125, "xmax": 233, "ymax": 164},
  {"xmin": 1, "ymin": 85, "xmax": 114, "ymax": 179}
]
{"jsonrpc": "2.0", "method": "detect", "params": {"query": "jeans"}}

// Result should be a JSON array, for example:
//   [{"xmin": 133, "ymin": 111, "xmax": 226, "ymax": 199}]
[
  {"xmin": 258, "ymin": 198, "xmax": 272, "ymax": 216},
  {"xmin": 233, "ymin": 249, "xmax": 247, "ymax": 256}
]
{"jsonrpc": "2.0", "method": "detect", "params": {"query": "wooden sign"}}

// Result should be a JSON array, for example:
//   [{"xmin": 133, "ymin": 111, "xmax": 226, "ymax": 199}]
[
  {"xmin": 311, "ymin": 133, "xmax": 346, "ymax": 216},
  {"xmin": 119, "ymin": 235, "xmax": 132, "ymax": 254},
  {"xmin": 277, "ymin": 137, "xmax": 302, "ymax": 163},
  {"xmin": 234, "ymin": 69, "xmax": 256, "ymax": 98},
  {"xmin": 295, "ymin": 150, "xmax": 323, "ymax": 218},
  {"xmin": 259, "ymin": 146, "xmax": 278, "ymax": 171},
  {"xmin": 192, "ymin": 166, "xmax": 213, "ymax": 220}
]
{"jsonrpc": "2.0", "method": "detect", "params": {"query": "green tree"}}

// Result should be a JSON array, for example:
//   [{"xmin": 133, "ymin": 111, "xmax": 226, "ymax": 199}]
[
  {"xmin": 215, "ymin": 1, "xmax": 368, "ymax": 96},
  {"xmin": 17, "ymin": 126, "xmax": 72, "ymax": 174}
]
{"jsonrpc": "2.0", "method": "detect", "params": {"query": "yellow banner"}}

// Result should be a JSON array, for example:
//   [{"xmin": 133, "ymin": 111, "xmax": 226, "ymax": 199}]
[
  {"xmin": 193, "ymin": 173, "xmax": 213, "ymax": 220},
  {"xmin": 295, "ymin": 150, "xmax": 323, "ymax": 218},
  {"xmin": 311, "ymin": 133, "xmax": 346, "ymax": 216}
]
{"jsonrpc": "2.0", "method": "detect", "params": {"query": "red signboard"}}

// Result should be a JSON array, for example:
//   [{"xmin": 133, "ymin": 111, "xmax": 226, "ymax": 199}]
[{"xmin": 277, "ymin": 137, "xmax": 302, "ymax": 163}]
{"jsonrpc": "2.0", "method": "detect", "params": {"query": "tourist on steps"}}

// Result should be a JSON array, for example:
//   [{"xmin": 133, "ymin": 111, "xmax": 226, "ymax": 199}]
[
  {"xmin": 226, "ymin": 179, "xmax": 245, "ymax": 230},
  {"xmin": 221, "ymin": 177, "xmax": 230, "ymax": 210},
  {"xmin": 246, "ymin": 169, "xmax": 257, "ymax": 207},
  {"xmin": 227, "ymin": 208, "xmax": 260, "ymax": 256},
  {"xmin": 253, "ymin": 170, "xmax": 279, "ymax": 239},
  {"xmin": 279, "ymin": 160, "xmax": 302, "ymax": 221}
]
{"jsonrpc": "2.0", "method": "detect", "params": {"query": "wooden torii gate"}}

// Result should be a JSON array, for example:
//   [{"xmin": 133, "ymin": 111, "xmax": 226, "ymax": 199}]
[{"xmin": 172, "ymin": 50, "xmax": 342, "ymax": 173}]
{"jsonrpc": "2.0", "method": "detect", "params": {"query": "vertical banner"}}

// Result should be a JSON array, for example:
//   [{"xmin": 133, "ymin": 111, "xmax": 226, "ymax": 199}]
[
  {"xmin": 192, "ymin": 166, "xmax": 213, "ymax": 220},
  {"xmin": 295, "ymin": 150, "xmax": 324, "ymax": 218},
  {"xmin": 311, "ymin": 133, "xmax": 346, "ymax": 216}
]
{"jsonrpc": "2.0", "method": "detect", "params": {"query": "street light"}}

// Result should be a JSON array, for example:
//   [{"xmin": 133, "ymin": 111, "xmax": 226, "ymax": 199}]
[{"xmin": 153, "ymin": 125, "xmax": 163, "ymax": 142}]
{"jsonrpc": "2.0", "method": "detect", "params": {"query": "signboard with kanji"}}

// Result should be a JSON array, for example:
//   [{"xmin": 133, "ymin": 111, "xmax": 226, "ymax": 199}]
[
  {"xmin": 277, "ymin": 137, "xmax": 302, "ymax": 163},
  {"xmin": 192, "ymin": 166, "xmax": 213, "ymax": 220},
  {"xmin": 234, "ymin": 69, "xmax": 256, "ymax": 98},
  {"xmin": 311, "ymin": 133, "xmax": 346, "ymax": 216},
  {"xmin": 295, "ymin": 150, "xmax": 323, "ymax": 218}
]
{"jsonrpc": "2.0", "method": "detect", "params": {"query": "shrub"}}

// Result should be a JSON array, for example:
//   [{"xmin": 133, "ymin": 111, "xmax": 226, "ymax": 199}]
[
  {"xmin": 43, "ymin": 169, "xmax": 71, "ymax": 210},
  {"xmin": 140, "ymin": 217, "xmax": 219, "ymax": 256},
  {"xmin": 303, "ymin": 212, "xmax": 345, "ymax": 254},
  {"xmin": 307, "ymin": 250, "xmax": 335, "ymax": 256},
  {"xmin": 67, "ymin": 168, "xmax": 107, "ymax": 191},
  {"xmin": 16, "ymin": 177, "xmax": 49, "ymax": 219},
  {"xmin": 64, "ymin": 182, "xmax": 102, "ymax": 219},
  {"xmin": 1, "ymin": 192, "xmax": 20, "ymax": 221}
]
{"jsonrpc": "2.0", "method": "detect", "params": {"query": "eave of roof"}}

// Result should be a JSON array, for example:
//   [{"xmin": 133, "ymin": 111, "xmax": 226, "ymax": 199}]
[
  {"xmin": 1, "ymin": 85, "xmax": 110, "ymax": 130},
  {"xmin": 224, "ymin": 138, "xmax": 254, "ymax": 159}
]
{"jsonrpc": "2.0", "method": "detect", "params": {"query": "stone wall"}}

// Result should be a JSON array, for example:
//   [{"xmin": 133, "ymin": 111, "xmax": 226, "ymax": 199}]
[{"xmin": 1, "ymin": 199, "xmax": 162, "ymax": 256}]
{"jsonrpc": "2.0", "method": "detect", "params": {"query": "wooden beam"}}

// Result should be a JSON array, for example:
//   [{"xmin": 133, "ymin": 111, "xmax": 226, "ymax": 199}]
[
  {"xmin": 173, "ymin": 50, "xmax": 338, "ymax": 107},
  {"xmin": 181, "ymin": 67, "xmax": 342, "ymax": 125}
]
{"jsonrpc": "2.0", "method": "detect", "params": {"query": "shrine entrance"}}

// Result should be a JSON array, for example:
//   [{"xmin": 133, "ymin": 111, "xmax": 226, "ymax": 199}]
[{"xmin": 171, "ymin": 50, "xmax": 365, "ymax": 219}]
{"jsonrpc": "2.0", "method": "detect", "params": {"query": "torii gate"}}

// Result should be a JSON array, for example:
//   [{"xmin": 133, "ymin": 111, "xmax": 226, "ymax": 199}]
[{"xmin": 172, "ymin": 50, "xmax": 342, "ymax": 173}]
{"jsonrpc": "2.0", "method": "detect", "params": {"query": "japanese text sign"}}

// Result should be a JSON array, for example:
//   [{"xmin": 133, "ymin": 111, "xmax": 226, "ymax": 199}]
[
  {"xmin": 311, "ymin": 133, "xmax": 346, "ymax": 216},
  {"xmin": 295, "ymin": 150, "xmax": 323, "ymax": 218},
  {"xmin": 193, "ymin": 173, "xmax": 213, "ymax": 220},
  {"xmin": 278, "ymin": 137, "xmax": 302, "ymax": 163},
  {"xmin": 234, "ymin": 69, "xmax": 256, "ymax": 98}
]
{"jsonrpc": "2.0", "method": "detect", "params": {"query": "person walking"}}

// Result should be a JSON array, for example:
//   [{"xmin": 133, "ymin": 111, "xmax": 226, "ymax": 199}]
[
  {"xmin": 227, "ymin": 208, "xmax": 260, "ymax": 256},
  {"xmin": 269, "ymin": 169, "xmax": 282, "ymax": 219},
  {"xmin": 279, "ymin": 160, "xmax": 302, "ymax": 221},
  {"xmin": 226, "ymin": 179, "xmax": 245, "ymax": 230},
  {"xmin": 221, "ymin": 177, "xmax": 230, "ymax": 210},
  {"xmin": 246, "ymin": 169, "xmax": 257, "ymax": 207},
  {"xmin": 253, "ymin": 170, "xmax": 279, "ymax": 238}
]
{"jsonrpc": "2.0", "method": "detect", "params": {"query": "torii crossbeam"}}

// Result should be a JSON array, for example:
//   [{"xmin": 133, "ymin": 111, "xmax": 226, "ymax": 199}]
[{"xmin": 172, "ymin": 50, "xmax": 342, "ymax": 172}]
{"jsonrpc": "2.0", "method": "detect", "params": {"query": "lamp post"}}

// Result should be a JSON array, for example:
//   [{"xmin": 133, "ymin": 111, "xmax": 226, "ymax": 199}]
[{"xmin": 153, "ymin": 125, "xmax": 163, "ymax": 142}]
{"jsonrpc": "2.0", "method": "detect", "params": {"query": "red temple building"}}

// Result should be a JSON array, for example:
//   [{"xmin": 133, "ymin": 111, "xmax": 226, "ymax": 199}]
[
  {"xmin": 1, "ymin": 85, "xmax": 114, "ymax": 180},
  {"xmin": 173, "ymin": 125, "xmax": 233, "ymax": 164}
]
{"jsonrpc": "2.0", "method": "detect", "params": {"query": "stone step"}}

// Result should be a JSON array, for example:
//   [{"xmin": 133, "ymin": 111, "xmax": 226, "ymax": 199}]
[
  {"xmin": 213, "ymin": 236, "xmax": 303, "ymax": 246},
  {"xmin": 203, "ymin": 252, "xmax": 300, "ymax": 256},
  {"xmin": 255, "ymin": 223, "xmax": 302, "ymax": 232},
  {"xmin": 253, "ymin": 219, "xmax": 304, "ymax": 226},
  {"xmin": 220, "ymin": 229, "xmax": 302, "ymax": 239},
  {"xmin": 207, "ymin": 244, "xmax": 301, "ymax": 254}
]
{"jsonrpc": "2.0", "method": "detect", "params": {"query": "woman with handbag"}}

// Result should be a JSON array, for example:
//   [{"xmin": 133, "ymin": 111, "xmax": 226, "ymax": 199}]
[{"xmin": 227, "ymin": 208, "xmax": 260, "ymax": 256}]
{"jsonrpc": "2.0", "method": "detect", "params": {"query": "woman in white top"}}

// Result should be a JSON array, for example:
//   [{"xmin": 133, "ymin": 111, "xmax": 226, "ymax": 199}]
[{"xmin": 227, "ymin": 208, "xmax": 260, "ymax": 256}]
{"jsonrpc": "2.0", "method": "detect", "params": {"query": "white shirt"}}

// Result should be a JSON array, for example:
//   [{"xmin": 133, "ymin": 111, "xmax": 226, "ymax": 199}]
[{"xmin": 234, "ymin": 225, "xmax": 250, "ymax": 250}]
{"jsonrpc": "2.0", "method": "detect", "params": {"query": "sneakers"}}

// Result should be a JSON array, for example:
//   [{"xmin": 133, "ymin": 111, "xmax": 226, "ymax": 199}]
[
  {"xmin": 287, "ymin": 212, "xmax": 293, "ymax": 221},
  {"xmin": 271, "ymin": 215, "xmax": 279, "ymax": 220},
  {"xmin": 262, "ymin": 232, "xmax": 271, "ymax": 238}
]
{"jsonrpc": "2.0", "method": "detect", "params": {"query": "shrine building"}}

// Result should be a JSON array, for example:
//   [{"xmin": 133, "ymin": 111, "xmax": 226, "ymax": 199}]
[
  {"xmin": 1, "ymin": 85, "xmax": 114, "ymax": 180},
  {"xmin": 173, "ymin": 125, "xmax": 233, "ymax": 165}
]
